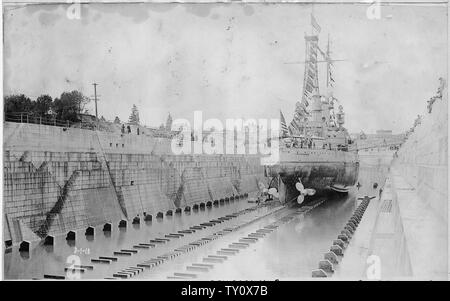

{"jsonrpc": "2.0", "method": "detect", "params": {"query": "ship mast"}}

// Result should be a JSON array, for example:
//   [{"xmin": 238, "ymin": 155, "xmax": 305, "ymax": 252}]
[
  {"xmin": 288, "ymin": 14, "xmax": 321, "ymax": 136},
  {"xmin": 287, "ymin": 14, "xmax": 347, "ymax": 137},
  {"xmin": 325, "ymin": 34, "xmax": 337, "ymax": 127},
  {"xmin": 283, "ymin": 13, "xmax": 351, "ymax": 148},
  {"xmin": 301, "ymin": 14, "xmax": 321, "ymax": 104},
  {"xmin": 326, "ymin": 34, "xmax": 331, "ymax": 89}
]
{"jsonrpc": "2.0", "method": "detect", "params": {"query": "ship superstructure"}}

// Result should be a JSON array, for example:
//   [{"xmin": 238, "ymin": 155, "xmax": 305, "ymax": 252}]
[{"xmin": 287, "ymin": 15, "xmax": 350, "ymax": 150}]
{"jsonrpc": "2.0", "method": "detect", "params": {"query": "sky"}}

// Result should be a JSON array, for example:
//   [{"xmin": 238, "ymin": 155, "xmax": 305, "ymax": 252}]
[{"xmin": 2, "ymin": 2, "xmax": 448, "ymax": 133}]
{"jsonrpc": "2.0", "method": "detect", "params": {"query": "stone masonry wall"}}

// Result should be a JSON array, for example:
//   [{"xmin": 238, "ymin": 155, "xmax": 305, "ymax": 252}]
[
  {"xmin": 394, "ymin": 87, "xmax": 448, "ymax": 221},
  {"xmin": 3, "ymin": 122, "xmax": 267, "ymax": 244}
]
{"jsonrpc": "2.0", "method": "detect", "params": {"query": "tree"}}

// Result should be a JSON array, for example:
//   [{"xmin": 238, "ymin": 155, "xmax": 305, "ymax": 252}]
[
  {"xmin": 52, "ymin": 90, "xmax": 89, "ymax": 122},
  {"xmin": 128, "ymin": 104, "xmax": 140, "ymax": 125},
  {"xmin": 114, "ymin": 116, "xmax": 121, "ymax": 124},
  {"xmin": 3, "ymin": 94, "xmax": 33, "ymax": 115},
  {"xmin": 35, "ymin": 95, "xmax": 53, "ymax": 116}
]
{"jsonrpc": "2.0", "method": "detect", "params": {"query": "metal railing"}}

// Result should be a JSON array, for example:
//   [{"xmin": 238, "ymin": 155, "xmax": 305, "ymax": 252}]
[{"xmin": 4, "ymin": 112, "xmax": 96, "ymax": 130}]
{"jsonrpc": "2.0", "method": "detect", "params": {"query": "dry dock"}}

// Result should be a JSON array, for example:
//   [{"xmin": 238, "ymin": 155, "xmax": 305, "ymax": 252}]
[{"xmin": 3, "ymin": 84, "xmax": 447, "ymax": 280}]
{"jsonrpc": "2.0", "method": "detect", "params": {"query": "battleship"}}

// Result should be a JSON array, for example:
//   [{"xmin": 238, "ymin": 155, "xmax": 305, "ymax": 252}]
[{"xmin": 264, "ymin": 15, "xmax": 359, "ymax": 204}]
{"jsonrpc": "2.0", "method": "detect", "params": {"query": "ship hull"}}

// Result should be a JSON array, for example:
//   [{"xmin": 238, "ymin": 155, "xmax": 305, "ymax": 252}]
[{"xmin": 265, "ymin": 150, "xmax": 359, "ymax": 203}]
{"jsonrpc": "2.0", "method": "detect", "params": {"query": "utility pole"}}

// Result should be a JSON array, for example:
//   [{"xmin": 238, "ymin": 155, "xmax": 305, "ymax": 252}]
[{"xmin": 92, "ymin": 83, "xmax": 99, "ymax": 119}]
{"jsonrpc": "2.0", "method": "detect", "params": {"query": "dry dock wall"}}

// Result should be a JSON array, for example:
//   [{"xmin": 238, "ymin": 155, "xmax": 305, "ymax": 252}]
[
  {"xmin": 394, "ymin": 93, "xmax": 448, "ymax": 222},
  {"xmin": 341, "ymin": 166, "xmax": 447, "ymax": 280},
  {"xmin": 3, "ymin": 122, "xmax": 266, "ymax": 244},
  {"xmin": 389, "ymin": 88, "xmax": 448, "ymax": 279},
  {"xmin": 337, "ymin": 85, "xmax": 448, "ymax": 280}
]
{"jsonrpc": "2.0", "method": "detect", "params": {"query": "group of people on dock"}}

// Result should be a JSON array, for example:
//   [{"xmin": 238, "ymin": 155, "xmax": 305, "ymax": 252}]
[{"xmin": 121, "ymin": 124, "xmax": 141, "ymax": 135}]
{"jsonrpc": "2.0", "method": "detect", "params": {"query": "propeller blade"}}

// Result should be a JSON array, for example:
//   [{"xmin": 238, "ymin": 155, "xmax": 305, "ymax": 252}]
[
  {"xmin": 268, "ymin": 188, "xmax": 278, "ymax": 195},
  {"xmin": 297, "ymin": 194, "xmax": 304, "ymax": 204},
  {"xmin": 295, "ymin": 182, "xmax": 304, "ymax": 192},
  {"xmin": 305, "ymin": 189, "xmax": 316, "ymax": 196},
  {"xmin": 273, "ymin": 192, "xmax": 280, "ymax": 198}
]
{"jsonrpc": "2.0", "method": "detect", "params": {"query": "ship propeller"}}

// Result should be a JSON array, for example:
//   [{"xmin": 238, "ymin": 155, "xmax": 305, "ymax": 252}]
[
  {"xmin": 295, "ymin": 179, "xmax": 316, "ymax": 204},
  {"xmin": 259, "ymin": 182, "xmax": 280, "ymax": 199},
  {"xmin": 268, "ymin": 187, "xmax": 279, "ymax": 198}
]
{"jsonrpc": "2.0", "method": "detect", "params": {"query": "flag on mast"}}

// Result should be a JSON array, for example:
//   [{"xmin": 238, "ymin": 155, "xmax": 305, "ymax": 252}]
[
  {"xmin": 280, "ymin": 110, "xmax": 290, "ymax": 137},
  {"xmin": 329, "ymin": 71, "xmax": 335, "ymax": 87},
  {"xmin": 311, "ymin": 14, "xmax": 321, "ymax": 34}
]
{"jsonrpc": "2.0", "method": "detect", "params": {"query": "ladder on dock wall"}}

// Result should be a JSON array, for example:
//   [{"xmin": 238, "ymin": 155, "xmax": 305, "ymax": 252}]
[
  {"xmin": 92, "ymin": 130, "xmax": 129, "ymax": 218},
  {"xmin": 5, "ymin": 153, "xmax": 81, "ymax": 239},
  {"xmin": 35, "ymin": 170, "xmax": 80, "ymax": 238}
]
